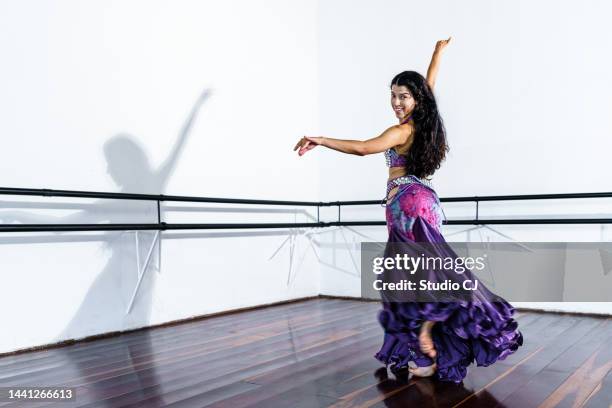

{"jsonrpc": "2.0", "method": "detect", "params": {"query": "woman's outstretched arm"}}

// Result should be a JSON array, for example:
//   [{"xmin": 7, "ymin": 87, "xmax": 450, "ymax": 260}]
[
  {"xmin": 294, "ymin": 125, "xmax": 411, "ymax": 157},
  {"xmin": 426, "ymin": 37, "xmax": 452, "ymax": 90}
]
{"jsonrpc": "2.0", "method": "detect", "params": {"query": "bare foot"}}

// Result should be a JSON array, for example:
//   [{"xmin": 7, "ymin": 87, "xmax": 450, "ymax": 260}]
[
  {"xmin": 419, "ymin": 321, "xmax": 437, "ymax": 359},
  {"xmin": 409, "ymin": 363, "xmax": 437, "ymax": 377}
]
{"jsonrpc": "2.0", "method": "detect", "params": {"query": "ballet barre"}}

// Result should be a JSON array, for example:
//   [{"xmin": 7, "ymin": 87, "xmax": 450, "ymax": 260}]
[
  {"xmin": 1, "ymin": 186, "xmax": 611, "ymax": 313},
  {"xmin": 1, "ymin": 186, "xmax": 612, "ymax": 231}
]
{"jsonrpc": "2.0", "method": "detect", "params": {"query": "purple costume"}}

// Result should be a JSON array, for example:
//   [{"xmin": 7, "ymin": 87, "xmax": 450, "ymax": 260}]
[{"xmin": 374, "ymin": 147, "xmax": 523, "ymax": 383}]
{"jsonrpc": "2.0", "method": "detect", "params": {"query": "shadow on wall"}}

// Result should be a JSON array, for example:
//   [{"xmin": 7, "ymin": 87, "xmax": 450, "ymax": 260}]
[
  {"xmin": 0, "ymin": 86, "xmax": 322, "ymax": 350},
  {"xmin": 0, "ymin": 86, "xmax": 324, "ymax": 403},
  {"xmin": 0, "ymin": 88, "xmax": 213, "ymax": 343}
]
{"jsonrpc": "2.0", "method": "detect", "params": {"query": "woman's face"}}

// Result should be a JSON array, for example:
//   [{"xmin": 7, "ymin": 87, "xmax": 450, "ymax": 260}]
[{"xmin": 390, "ymin": 84, "xmax": 416, "ymax": 121}]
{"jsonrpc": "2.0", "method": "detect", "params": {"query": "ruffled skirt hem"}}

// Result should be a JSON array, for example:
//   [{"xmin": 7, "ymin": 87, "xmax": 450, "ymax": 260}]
[{"xmin": 374, "ymin": 300, "xmax": 524, "ymax": 383}]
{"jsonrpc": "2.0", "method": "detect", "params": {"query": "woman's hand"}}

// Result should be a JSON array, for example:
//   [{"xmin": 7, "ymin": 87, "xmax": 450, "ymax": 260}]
[
  {"xmin": 294, "ymin": 136, "xmax": 324, "ymax": 156},
  {"xmin": 427, "ymin": 37, "xmax": 452, "ymax": 90},
  {"xmin": 434, "ymin": 37, "xmax": 452, "ymax": 53}
]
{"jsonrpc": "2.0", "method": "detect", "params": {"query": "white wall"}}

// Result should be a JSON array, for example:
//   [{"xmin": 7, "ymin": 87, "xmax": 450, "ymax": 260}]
[
  {"xmin": 0, "ymin": 0, "xmax": 321, "ymax": 354},
  {"xmin": 316, "ymin": 0, "xmax": 612, "ymax": 315}
]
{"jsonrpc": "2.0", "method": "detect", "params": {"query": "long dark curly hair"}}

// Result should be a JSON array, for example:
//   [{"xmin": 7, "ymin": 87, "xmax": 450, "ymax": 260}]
[{"xmin": 391, "ymin": 71, "xmax": 449, "ymax": 179}]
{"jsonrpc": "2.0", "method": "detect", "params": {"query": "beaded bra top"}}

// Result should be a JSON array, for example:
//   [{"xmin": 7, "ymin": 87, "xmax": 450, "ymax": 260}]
[
  {"xmin": 384, "ymin": 114, "xmax": 412, "ymax": 168},
  {"xmin": 384, "ymin": 148, "xmax": 407, "ymax": 168}
]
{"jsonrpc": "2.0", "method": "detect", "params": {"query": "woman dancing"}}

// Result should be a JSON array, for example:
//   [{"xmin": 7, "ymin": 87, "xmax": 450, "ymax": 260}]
[{"xmin": 293, "ymin": 38, "xmax": 523, "ymax": 383}]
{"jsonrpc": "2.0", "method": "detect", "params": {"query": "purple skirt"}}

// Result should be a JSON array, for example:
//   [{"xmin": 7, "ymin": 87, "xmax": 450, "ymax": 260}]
[{"xmin": 374, "ymin": 177, "xmax": 523, "ymax": 383}]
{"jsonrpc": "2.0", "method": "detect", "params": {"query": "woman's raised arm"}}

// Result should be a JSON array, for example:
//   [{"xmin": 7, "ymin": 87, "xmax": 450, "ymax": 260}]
[{"xmin": 426, "ymin": 37, "xmax": 452, "ymax": 90}]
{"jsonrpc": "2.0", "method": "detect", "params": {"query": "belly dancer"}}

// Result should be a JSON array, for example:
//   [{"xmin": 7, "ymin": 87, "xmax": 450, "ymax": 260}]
[{"xmin": 294, "ymin": 38, "xmax": 523, "ymax": 382}]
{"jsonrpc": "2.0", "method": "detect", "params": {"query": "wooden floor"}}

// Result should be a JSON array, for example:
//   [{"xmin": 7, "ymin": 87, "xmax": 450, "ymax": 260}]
[{"xmin": 0, "ymin": 298, "xmax": 610, "ymax": 408}]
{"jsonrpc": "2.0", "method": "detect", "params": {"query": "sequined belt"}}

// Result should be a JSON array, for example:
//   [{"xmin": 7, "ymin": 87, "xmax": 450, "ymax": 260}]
[
  {"xmin": 386, "ymin": 175, "xmax": 434, "ymax": 196},
  {"xmin": 382, "ymin": 175, "xmax": 436, "ymax": 206}
]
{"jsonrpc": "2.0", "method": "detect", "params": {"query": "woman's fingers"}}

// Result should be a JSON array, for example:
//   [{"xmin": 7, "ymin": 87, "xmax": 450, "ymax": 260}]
[
  {"xmin": 294, "ymin": 137, "xmax": 306, "ymax": 151},
  {"xmin": 299, "ymin": 144, "xmax": 312, "ymax": 155},
  {"xmin": 436, "ymin": 37, "xmax": 452, "ymax": 50},
  {"xmin": 294, "ymin": 136, "xmax": 315, "ymax": 151},
  {"xmin": 295, "ymin": 136, "xmax": 320, "ymax": 155},
  {"xmin": 298, "ymin": 141, "xmax": 318, "ymax": 156},
  {"xmin": 298, "ymin": 141, "xmax": 310, "ymax": 155}
]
